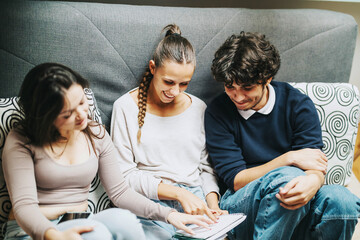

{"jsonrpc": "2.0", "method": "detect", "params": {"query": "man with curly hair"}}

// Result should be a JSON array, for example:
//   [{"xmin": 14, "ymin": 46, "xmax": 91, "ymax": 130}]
[{"xmin": 205, "ymin": 32, "xmax": 360, "ymax": 240}]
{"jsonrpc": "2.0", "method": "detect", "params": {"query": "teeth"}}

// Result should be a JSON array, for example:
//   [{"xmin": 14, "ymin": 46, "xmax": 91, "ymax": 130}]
[{"xmin": 164, "ymin": 92, "xmax": 174, "ymax": 98}]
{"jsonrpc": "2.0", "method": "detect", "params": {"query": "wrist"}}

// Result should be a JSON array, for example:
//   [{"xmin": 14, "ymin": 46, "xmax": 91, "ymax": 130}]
[
  {"xmin": 206, "ymin": 192, "xmax": 220, "ymax": 209},
  {"xmin": 284, "ymin": 151, "xmax": 295, "ymax": 166},
  {"xmin": 174, "ymin": 187, "xmax": 186, "ymax": 201},
  {"xmin": 306, "ymin": 171, "xmax": 324, "ymax": 188}
]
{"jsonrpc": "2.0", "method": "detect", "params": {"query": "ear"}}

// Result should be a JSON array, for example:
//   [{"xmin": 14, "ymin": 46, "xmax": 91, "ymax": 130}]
[
  {"xmin": 266, "ymin": 77, "xmax": 273, "ymax": 86},
  {"xmin": 149, "ymin": 60, "xmax": 156, "ymax": 75}
]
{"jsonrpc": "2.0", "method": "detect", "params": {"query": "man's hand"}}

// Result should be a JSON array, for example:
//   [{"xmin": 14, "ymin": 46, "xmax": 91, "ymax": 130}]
[
  {"xmin": 275, "ymin": 173, "xmax": 323, "ymax": 210},
  {"xmin": 287, "ymin": 148, "xmax": 328, "ymax": 174}
]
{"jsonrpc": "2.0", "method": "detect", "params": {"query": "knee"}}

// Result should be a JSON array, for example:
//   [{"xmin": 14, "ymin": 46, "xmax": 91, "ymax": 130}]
[
  {"xmin": 316, "ymin": 185, "xmax": 360, "ymax": 218},
  {"xmin": 94, "ymin": 208, "xmax": 139, "ymax": 224},
  {"xmin": 92, "ymin": 208, "xmax": 145, "ymax": 238},
  {"xmin": 260, "ymin": 166, "xmax": 305, "ymax": 193}
]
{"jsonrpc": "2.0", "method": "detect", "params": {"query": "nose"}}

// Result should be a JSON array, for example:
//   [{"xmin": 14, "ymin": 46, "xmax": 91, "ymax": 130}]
[
  {"xmin": 233, "ymin": 91, "xmax": 246, "ymax": 102},
  {"xmin": 75, "ymin": 106, "xmax": 87, "ymax": 120},
  {"xmin": 169, "ymin": 85, "xmax": 180, "ymax": 96}
]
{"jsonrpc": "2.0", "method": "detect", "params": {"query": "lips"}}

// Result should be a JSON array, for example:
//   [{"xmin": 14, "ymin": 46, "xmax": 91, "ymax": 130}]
[
  {"xmin": 163, "ymin": 91, "xmax": 175, "ymax": 99},
  {"xmin": 233, "ymin": 99, "xmax": 249, "ymax": 106},
  {"xmin": 76, "ymin": 118, "xmax": 85, "ymax": 126}
]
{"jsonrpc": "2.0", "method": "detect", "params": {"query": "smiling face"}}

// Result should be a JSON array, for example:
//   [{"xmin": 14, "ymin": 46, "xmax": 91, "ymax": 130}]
[
  {"xmin": 53, "ymin": 83, "xmax": 89, "ymax": 136},
  {"xmin": 225, "ymin": 79, "xmax": 271, "ymax": 111},
  {"xmin": 148, "ymin": 60, "xmax": 195, "ymax": 104}
]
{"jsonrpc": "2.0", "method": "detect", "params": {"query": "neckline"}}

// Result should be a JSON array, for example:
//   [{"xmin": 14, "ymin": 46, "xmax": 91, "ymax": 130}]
[
  {"xmin": 128, "ymin": 89, "xmax": 194, "ymax": 119},
  {"xmin": 41, "ymin": 136, "xmax": 94, "ymax": 167}
]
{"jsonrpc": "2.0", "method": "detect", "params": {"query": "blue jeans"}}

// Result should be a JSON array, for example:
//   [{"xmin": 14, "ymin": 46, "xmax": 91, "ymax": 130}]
[
  {"xmin": 140, "ymin": 184, "xmax": 206, "ymax": 240},
  {"xmin": 220, "ymin": 166, "xmax": 360, "ymax": 240},
  {"xmin": 3, "ymin": 208, "xmax": 145, "ymax": 240}
]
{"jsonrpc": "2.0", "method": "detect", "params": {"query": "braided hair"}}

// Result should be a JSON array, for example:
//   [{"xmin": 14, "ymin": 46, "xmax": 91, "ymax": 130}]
[{"xmin": 137, "ymin": 24, "xmax": 196, "ymax": 143}]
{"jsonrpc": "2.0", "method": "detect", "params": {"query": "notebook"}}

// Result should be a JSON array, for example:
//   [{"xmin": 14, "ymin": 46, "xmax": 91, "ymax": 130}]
[{"xmin": 174, "ymin": 213, "xmax": 246, "ymax": 240}]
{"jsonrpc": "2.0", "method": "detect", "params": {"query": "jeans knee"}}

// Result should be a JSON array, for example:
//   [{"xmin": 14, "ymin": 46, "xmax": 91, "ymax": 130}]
[
  {"xmin": 94, "ymin": 208, "xmax": 138, "ymax": 223},
  {"xmin": 316, "ymin": 185, "xmax": 360, "ymax": 219},
  {"xmin": 261, "ymin": 166, "xmax": 305, "ymax": 193}
]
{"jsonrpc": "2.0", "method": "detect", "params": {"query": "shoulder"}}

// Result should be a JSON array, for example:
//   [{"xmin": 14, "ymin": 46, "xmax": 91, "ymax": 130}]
[
  {"xmin": 5, "ymin": 128, "xmax": 29, "ymax": 145},
  {"xmin": 273, "ymin": 81, "xmax": 309, "ymax": 100},
  {"xmin": 186, "ymin": 93, "xmax": 206, "ymax": 111},
  {"xmin": 113, "ymin": 89, "xmax": 137, "ymax": 110},
  {"xmin": 273, "ymin": 81, "xmax": 313, "ymax": 107},
  {"xmin": 3, "ymin": 128, "xmax": 32, "ymax": 154},
  {"xmin": 87, "ymin": 123, "xmax": 113, "ymax": 152},
  {"xmin": 206, "ymin": 92, "xmax": 235, "ymax": 115}
]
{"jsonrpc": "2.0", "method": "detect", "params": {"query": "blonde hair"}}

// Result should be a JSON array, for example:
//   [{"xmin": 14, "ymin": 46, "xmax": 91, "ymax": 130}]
[{"xmin": 137, "ymin": 24, "xmax": 196, "ymax": 143}]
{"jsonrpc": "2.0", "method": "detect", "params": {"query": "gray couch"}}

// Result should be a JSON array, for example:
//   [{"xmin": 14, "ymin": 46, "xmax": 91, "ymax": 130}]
[{"xmin": 0, "ymin": 0, "xmax": 359, "ymax": 238}]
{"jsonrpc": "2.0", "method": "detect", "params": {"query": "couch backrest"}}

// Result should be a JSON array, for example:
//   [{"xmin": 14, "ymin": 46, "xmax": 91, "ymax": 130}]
[{"xmin": 0, "ymin": 1, "xmax": 357, "ymax": 128}]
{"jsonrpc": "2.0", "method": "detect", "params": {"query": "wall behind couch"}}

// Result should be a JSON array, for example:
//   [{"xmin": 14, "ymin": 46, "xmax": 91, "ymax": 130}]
[{"xmin": 34, "ymin": 0, "xmax": 360, "ymax": 90}]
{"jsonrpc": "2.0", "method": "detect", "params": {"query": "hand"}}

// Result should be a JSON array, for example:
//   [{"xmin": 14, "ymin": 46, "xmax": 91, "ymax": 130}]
[
  {"xmin": 44, "ymin": 226, "xmax": 94, "ymax": 240},
  {"xmin": 206, "ymin": 192, "xmax": 228, "ymax": 216},
  {"xmin": 167, "ymin": 211, "xmax": 214, "ymax": 235},
  {"xmin": 177, "ymin": 188, "xmax": 218, "ymax": 222},
  {"xmin": 209, "ymin": 206, "xmax": 229, "ymax": 216},
  {"xmin": 275, "ymin": 174, "xmax": 322, "ymax": 210},
  {"xmin": 287, "ymin": 148, "xmax": 328, "ymax": 174}
]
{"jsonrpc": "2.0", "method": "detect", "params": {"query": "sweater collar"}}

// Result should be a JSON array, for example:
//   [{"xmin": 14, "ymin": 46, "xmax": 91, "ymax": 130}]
[{"xmin": 238, "ymin": 83, "xmax": 276, "ymax": 120}]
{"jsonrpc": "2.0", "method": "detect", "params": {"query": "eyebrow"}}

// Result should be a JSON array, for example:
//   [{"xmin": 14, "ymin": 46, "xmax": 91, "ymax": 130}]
[{"xmin": 59, "ymin": 95, "xmax": 85, "ymax": 115}]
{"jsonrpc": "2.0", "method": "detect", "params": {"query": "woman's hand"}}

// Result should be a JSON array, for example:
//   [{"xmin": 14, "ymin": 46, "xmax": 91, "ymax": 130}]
[
  {"xmin": 167, "ymin": 211, "xmax": 214, "ymax": 235},
  {"xmin": 176, "ymin": 188, "xmax": 218, "ymax": 222},
  {"xmin": 209, "ymin": 206, "xmax": 229, "ymax": 216},
  {"xmin": 206, "ymin": 192, "xmax": 228, "ymax": 216},
  {"xmin": 44, "ymin": 226, "xmax": 94, "ymax": 240}
]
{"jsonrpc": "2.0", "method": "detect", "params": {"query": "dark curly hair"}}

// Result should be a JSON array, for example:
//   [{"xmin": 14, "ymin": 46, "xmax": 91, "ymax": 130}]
[{"xmin": 211, "ymin": 32, "xmax": 280, "ymax": 87}]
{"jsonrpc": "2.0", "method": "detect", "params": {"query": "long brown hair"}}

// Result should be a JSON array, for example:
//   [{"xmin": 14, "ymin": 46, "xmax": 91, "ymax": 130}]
[
  {"xmin": 18, "ymin": 62, "xmax": 104, "ymax": 152},
  {"xmin": 137, "ymin": 24, "xmax": 196, "ymax": 143}
]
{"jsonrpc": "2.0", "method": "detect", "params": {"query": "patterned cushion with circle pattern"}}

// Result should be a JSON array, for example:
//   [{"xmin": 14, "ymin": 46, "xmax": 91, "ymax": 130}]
[
  {"xmin": 0, "ymin": 88, "xmax": 107, "ymax": 227},
  {"xmin": 290, "ymin": 82, "xmax": 360, "ymax": 186}
]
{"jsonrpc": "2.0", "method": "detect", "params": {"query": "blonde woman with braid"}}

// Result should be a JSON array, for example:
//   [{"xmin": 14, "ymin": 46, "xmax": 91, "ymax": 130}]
[{"xmin": 110, "ymin": 24, "xmax": 227, "ymax": 239}]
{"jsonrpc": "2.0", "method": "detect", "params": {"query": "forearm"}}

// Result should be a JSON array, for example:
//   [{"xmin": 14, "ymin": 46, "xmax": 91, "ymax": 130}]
[
  {"xmin": 233, "ymin": 152, "xmax": 292, "ymax": 191},
  {"xmin": 157, "ymin": 182, "xmax": 184, "ymax": 201}
]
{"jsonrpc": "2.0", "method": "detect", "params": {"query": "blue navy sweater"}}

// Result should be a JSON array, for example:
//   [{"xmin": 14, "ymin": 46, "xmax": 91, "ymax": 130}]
[{"xmin": 205, "ymin": 81, "xmax": 323, "ymax": 191}]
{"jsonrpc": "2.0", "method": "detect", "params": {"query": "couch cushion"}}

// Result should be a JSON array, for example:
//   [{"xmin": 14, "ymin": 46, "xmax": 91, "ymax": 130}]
[
  {"xmin": 0, "ymin": 88, "xmax": 106, "ymax": 226},
  {"xmin": 290, "ymin": 82, "xmax": 360, "ymax": 186}
]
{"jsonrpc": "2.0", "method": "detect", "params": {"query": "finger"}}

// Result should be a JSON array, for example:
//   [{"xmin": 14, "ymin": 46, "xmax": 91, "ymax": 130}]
[
  {"xmin": 222, "ymin": 210, "xmax": 229, "ymax": 215},
  {"xmin": 182, "ymin": 204, "xmax": 192, "ymax": 215},
  {"xmin": 176, "ymin": 223, "xmax": 195, "ymax": 235},
  {"xmin": 72, "ymin": 226, "xmax": 95, "ymax": 234},
  {"xmin": 277, "ymin": 194, "xmax": 304, "ymax": 205},
  {"xmin": 190, "ymin": 217, "xmax": 213, "ymax": 229},
  {"xmin": 191, "ymin": 207, "xmax": 203, "ymax": 215},
  {"xmin": 204, "ymin": 207, "xmax": 218, "ymax": 222},
  {"xmin": 280, "ymin": 179, "xmax": 298, "ymax": 195},
  {"xmin": 280, "ymin": 202, "xmax": 306, "ymax": 210}
]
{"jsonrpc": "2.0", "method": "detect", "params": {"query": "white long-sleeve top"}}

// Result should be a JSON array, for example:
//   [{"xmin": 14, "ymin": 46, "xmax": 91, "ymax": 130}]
[{"xmin": 110, "ymin": 90, "xmax": 219, "ymax": 200}]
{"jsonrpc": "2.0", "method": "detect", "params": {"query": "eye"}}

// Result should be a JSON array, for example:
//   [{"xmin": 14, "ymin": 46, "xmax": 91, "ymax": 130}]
[
  {"xmin": 63, "ymin": 114, "xmax": 72, "ymax": 119},
  {"xmin": 225, "ymin": 85, "xmax": 235, "ymax": 90},
  {"xmin": 180, "ymin": 82, "xmax": 189, "ymax": 86},
  {"xmin": 164, "ymin": 80, "xmax": 174, "ymax": 85},
  {"xmin": 242, "ymin": 86, "xmax": 254, "ymax": 91}
]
